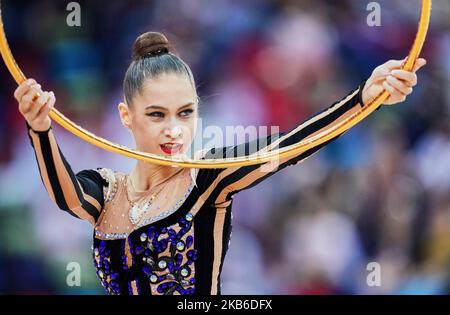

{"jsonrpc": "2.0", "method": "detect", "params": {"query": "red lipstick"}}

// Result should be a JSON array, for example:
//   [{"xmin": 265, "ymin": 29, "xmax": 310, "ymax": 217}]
[{"xmin": 160, "ymin": 143, "xmax": 183, "ymax": 155}]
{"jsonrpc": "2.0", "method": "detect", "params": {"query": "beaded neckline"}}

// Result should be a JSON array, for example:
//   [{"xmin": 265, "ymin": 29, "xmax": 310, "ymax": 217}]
[{"xmin": 94, "ymin": 172, "xmax": 195, "ymax": 240}]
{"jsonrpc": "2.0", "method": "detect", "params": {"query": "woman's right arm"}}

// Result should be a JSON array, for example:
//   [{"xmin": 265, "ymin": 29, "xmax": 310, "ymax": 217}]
[{"xmin": 16, "ymin": 79, "xmax": 106, "ymax": 225}]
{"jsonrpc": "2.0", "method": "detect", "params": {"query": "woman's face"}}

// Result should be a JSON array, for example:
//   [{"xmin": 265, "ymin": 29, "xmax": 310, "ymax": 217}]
[{"xmin": 119, "ymin": 72, "xmax": 198, "ymax": 157}]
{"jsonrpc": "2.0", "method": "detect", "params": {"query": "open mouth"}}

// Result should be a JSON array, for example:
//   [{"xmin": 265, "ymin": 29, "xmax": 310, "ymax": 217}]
[{"xmin": 160, "ymin": 143, "xmax": 183, "ymax": 155}]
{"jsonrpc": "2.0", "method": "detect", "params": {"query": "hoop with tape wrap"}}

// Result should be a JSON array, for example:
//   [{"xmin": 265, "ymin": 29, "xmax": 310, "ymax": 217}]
[{"xmin": 0, "ymin": 0, "xmax": 432, "ymax": 169}]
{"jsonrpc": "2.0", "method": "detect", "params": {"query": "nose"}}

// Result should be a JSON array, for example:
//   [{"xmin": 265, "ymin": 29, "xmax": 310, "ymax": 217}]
[{"xmin": 164, "ymin": 124, "xmax": 183, "ymax": 140}]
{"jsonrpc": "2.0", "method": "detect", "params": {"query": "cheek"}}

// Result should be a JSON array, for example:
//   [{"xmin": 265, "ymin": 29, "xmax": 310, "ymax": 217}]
[
  {"xmin": 182, "ymin": 120, "xmax": 197, "ymax": 141},
  {"xmin": 135, "ymin": 121, "xmax": 160, "ymax": 144}
]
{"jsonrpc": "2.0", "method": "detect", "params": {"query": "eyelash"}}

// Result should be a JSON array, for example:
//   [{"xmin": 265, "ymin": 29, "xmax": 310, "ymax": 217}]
[{"xmin": 147, "ymin": 109, "xmax": 194, "ymax": 119}]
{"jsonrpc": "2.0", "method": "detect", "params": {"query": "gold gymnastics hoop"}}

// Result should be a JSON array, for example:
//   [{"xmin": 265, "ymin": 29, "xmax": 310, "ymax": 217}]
[{"xmin": 0, "ymin": 0, "xmax": 432, "ymax": 169}]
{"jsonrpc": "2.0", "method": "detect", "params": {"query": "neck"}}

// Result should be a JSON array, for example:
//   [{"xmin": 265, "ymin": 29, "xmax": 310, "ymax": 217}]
[{"xmin": 130, "ymin": 161, "xmax": 184, "ymax": 192}]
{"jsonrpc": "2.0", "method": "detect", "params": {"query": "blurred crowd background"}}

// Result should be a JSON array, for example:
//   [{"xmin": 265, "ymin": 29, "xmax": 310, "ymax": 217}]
[{"xmin": 0, "ymin": 0, "xmax": 449, "ymax": 294}]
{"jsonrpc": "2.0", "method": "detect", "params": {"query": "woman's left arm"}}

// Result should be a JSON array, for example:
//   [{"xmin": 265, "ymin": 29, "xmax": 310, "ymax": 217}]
[{"xmin": 206, "ymin": 58, "xmax": 427, "ymax": 197}]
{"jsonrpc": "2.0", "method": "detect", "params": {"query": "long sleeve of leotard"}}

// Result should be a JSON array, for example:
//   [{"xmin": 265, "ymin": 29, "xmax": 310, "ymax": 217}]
[
  {"xmin": 25, "ymin": 121, "xmax": 106, "ymax": 225},
  {"xmin": 202, "ymin": 79, "xmax": 378, "ymax": 200}
]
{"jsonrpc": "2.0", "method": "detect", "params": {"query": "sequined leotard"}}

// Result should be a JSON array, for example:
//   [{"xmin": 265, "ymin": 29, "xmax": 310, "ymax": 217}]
[{"xmin": 25, "ymin": 80, "xmax": 371, "ymax": 295}]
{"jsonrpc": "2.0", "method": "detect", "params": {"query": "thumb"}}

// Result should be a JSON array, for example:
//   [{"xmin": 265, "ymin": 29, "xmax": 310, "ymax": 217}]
[{"xmin": 412, "ymin": 58, "xmax": 427, "ymax": 72}]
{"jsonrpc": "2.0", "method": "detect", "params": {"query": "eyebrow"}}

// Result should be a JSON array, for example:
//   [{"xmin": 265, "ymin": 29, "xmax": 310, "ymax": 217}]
[{"xmin": 145, "ymin": 102, "xmax": 195, "ymax": 111}]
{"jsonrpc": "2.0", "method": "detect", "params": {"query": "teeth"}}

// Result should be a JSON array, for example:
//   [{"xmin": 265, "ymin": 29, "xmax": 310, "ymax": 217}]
[{"xmin": 162, "ymin": 144, "xmax": 180, "ymax": 149}]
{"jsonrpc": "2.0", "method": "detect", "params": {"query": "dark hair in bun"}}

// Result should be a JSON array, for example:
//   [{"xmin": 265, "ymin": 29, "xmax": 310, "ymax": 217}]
[
  {"xmin": 124, "ymin": 32, "xmax": 196, "ymax": 107},
  {"xmin": 132, "ymin": 32, "xmax": 171, "ymax": 61}
]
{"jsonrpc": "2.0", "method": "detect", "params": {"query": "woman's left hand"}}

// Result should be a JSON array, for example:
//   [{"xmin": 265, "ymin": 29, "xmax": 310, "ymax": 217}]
[{"xmin": 362, "ymin": 57, "xmax": 427, "ymax": 106}]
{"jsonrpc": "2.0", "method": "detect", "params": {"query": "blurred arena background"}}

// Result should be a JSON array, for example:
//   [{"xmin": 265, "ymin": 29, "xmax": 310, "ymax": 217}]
[{"xmin": 0, "ymin": 0, "xmax": 449, "ymax": 294}]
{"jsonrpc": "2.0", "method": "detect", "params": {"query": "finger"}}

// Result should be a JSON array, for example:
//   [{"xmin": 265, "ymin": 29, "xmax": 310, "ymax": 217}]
[
  {"xmin": 32, "ymin": 91, "xmax": 42, "ymax": 102},
  {"xmin": 372, "ymin": 66, "xmax": 391, "ymax": 82},
  {"xmin": 14, "ymin": 79, "xmax": 36, "ymax": 101},
  {"xmin": 29, "ymin": 92, "xmax": 51, "ymax": 121},
  {"xmin": 383, "ymin": 81, "xmax": 406, "ymax": 103},
  {"xmin": 371, "ymin": 58, "xmax": 408, "ymax": 81},
  {"xmin": 25, "ymin": 83, "xmax": 42, "ymax": 103},
  {"xmin": 384, "ymin": 58, "xmax": 408, "ymax": 71},
  {"xmin": 36, "ymin": 92, "xmax": 55, "ymax": 121},
  {"xmin": 15, "ymin": 80, "xmax": 40, "ymax": 103},
  {"xmin": 386, "ymin": 75, "xmax": 413, "ymax": 95},
  {"xmin": 21, "ymin": 83, "xmax": 42, "ymax": 103},
  {"xmin": 390, "ymin": 70, "xmax": 417, "ymax": 87},
  {"xmin": 20, "ymin": 85, "xmax": 42, "ymax": 114}
]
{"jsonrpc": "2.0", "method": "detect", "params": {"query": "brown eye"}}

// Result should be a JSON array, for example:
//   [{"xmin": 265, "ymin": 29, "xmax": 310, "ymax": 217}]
[
  {"xmin": 179, "ymin": 109, "xmax": 194, "ymax": 117},
  {"xmin": 147, "ymin": 112, "xmax": 165, "ymax": 118}
]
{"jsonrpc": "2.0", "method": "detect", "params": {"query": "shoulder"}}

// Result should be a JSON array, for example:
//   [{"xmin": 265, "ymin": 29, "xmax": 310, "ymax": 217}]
[
  {"xmin": 92, "ymin": 168, "xmax": 125, "ymax": 204},
  {"xmin": 190, "ymin": 148, "xmax": 226, "ymax": 189},
  {"xmin": 190, "ymin": 148, "xmax": 211, "ymax": 182}
]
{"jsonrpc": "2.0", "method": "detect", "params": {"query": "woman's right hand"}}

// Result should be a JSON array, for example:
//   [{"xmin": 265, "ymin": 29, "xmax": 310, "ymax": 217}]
[{"xmin": 14, "ymin": 78, "xmax": 55, "ymax": 132}]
